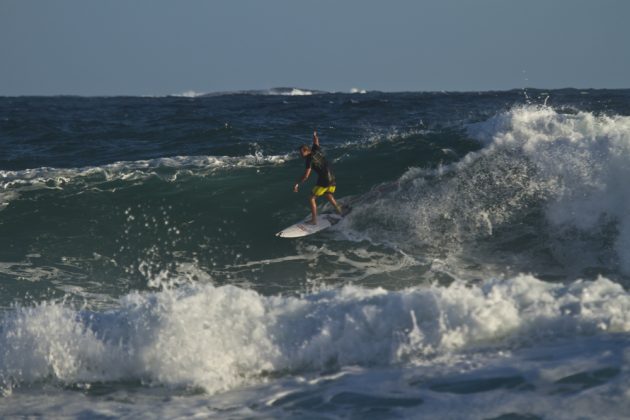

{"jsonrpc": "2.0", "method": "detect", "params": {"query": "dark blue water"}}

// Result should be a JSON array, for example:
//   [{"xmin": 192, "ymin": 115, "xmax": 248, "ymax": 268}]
[{"xmin": 1, "ymin": 88, "xmax": 630, "ymax": 418}]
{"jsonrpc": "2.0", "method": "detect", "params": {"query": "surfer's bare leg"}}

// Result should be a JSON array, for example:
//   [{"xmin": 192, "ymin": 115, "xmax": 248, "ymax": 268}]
[
  {"xmin": 325, "ymin": 193, "xmax": 342, "ymax": 214},
  {"xmin": 309, "ymin": 195, "xmax": 318, "ymax": 224}
]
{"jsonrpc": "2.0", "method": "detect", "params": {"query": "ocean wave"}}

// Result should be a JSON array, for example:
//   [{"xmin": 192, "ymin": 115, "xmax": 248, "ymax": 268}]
[
  {"xmin": 211, "ymin": 87, "xmax": 329, "ymax": 97},
  {"xmin": 216, "ymin": 87, "xmax": 326, "ymax": 97},
  {"xmin": 344, "ymin": 106, "xmax": 630, "ymax": 279},
  {"xmin": 1, "ymin": 274, "xmax": 628, "ymax": 394},
  {"xmin": 106, "ymin": 87, "xmax": 366, "ymax": 99},
  {"xmin": 265, "ymin": 87, "xmax": 318, "ymax": 96},
  {"xmin": 148, "ymin": 87, "xmax": 330, "ymax": 98},
  {"xmin": 468, "ymin": 106, "xmax": 630, "ymax": 273},
  {"xmin": 169, "ymin": 90, "xmax": 208, "ymax": 98},
  {"xmin": 0, "ymin": 153, "xmax": 292, "ymax": 207}
]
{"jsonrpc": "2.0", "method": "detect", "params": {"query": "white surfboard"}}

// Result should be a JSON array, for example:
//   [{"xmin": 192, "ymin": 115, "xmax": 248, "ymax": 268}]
[{"xmin": 276, "ymin": 209, "xmax": 350, "ymax": 238}]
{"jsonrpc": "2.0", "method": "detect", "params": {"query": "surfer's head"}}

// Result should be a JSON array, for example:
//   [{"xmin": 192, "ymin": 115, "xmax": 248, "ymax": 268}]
[{"xmin": 298, "ymin": 144, "xmax": 311, "ymax": 158}]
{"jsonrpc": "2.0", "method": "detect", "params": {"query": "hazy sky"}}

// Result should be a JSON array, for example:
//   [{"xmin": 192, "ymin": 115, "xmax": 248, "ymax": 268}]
[{"xmin": 1, "ymin": 0, "xmax": 628, "ymax": 96}]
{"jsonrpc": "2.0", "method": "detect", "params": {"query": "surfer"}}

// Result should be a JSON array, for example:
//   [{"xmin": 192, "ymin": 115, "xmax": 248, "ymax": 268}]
[{"xmin": 294, "ymin": 130, "xmax": 342, "ymax": 224}]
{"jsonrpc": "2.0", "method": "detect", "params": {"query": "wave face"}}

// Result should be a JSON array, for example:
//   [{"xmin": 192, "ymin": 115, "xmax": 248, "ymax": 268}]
[
  {"xmin": 1, "ymin": 89, "xmax": 630, "ymax": 418},
  {"xmin": 344, "ymin": 105, "xmax": 630, "ymax": 283}
]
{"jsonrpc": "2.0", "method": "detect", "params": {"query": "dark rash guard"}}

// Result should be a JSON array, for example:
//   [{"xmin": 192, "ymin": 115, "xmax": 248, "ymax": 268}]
[{"xmin": 305, "ymin": 144, "xmax": 336, "ymax": 187}]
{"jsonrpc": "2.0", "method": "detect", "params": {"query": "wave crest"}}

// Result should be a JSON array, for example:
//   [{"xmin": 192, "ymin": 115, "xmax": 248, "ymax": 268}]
[
  {"xmin": 2, "ymin": 274, "xmax": 629, "ymax": 394},
  {"xmin": 345, "ymin": 106, "xmax": 630, "ymax": 280}
]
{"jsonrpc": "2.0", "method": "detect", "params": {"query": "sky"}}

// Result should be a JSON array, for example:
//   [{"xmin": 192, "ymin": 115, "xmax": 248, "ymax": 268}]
[{"xmin": 1, "ymin": 0, "xmax": 628, "ymax": 96}]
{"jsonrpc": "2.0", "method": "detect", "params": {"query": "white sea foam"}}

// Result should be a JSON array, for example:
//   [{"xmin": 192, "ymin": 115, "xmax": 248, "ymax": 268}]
[
  {"xmin": 468, "ymin": 107, "xmax": 630, "ymax": 273},
  {"xmin": 2, "ymin": 331, "xmax": 630, "ymax": 418},
  {"xmin": 266, "ymin": 88, "xmax": 315, "ymax": 96},
  {"xmin": 0, "ymin": 190, "xmax": 19, "ymax": 211},
  {"xmin": 2, "ymin": 274, "xmax": 629, "ymax": 396},
  {"xmin": 0, "ymin": 153, "xmax": 292, "ymax": 209},
  {"xmin": 344, "ymin": 106, "xmax": 630, "ymax": 279},
  {"xmin": 158, "ymin": 87, "xmax": 326, "ymax": 98},
  {"xmin": 170, "ymin": 90, "xmax": 207, "ymax": 98}
]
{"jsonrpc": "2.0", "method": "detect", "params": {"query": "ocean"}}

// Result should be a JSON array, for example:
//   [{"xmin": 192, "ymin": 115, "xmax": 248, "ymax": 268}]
[{"xmin": 1, "ymin": 88, "xmax": 630, "ymax": 418}]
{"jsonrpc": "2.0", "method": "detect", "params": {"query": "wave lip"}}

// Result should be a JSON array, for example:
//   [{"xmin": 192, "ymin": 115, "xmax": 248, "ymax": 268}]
[
  {"xmin": 347, "ymin": 105, "xmax": 630, "ymax": 281},
  {"xmin": 467, "ymin": 106, "xmax": 630, "ymax": 274},
  {"xmin": 1, "ymin": 274, "xmax": 629, "ymax": 394}
]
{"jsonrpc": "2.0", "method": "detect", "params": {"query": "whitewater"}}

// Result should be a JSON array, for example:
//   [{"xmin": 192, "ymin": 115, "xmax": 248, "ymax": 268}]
[{"xmin": 1, "ymin": 89, "xmax": 630, "ymax": 418}]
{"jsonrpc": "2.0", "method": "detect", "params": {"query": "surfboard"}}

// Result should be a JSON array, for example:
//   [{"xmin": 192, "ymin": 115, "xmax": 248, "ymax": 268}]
[{"xmin": 276, "ymin": 207, "xmax": 351, "ymax": 238}]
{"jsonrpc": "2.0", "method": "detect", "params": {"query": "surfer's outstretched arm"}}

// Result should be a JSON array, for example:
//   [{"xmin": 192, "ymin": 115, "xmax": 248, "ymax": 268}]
[
  {"xmin": 313, "ymin": 130, "xmax": 320, "ymax": 147},
  {"xmin": 294, "ymin": 167, "xmax": 312, "ymax": 192}
]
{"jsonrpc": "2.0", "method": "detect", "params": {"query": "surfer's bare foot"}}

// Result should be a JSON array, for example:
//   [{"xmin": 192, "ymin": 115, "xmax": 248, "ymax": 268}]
[{"xmin": 307, "ymin": 219, "xmax": 317, "ymax": 225}]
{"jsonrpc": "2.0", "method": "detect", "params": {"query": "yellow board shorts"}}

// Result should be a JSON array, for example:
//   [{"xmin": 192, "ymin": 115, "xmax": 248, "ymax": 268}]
[{"xmin": 312, "ymin": 185, "xmax": 336, "ymax": 197}]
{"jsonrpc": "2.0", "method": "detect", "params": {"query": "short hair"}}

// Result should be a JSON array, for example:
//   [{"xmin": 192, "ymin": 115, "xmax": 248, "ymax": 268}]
[{"xmin": 298, "ymin": 144, "xmax": 310, "ymax": 154}]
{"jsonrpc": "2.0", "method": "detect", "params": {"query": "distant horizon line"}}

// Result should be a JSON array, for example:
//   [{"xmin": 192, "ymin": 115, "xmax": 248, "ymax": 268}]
[{"xmin": 1, "ymin": 86, "xmax": 628, "ymax": 98}]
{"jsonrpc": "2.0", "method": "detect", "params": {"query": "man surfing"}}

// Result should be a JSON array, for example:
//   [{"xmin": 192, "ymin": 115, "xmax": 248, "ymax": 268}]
[{"xmin": 294, "ymin": 130, "xmax": 342, "ymax": 225}]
